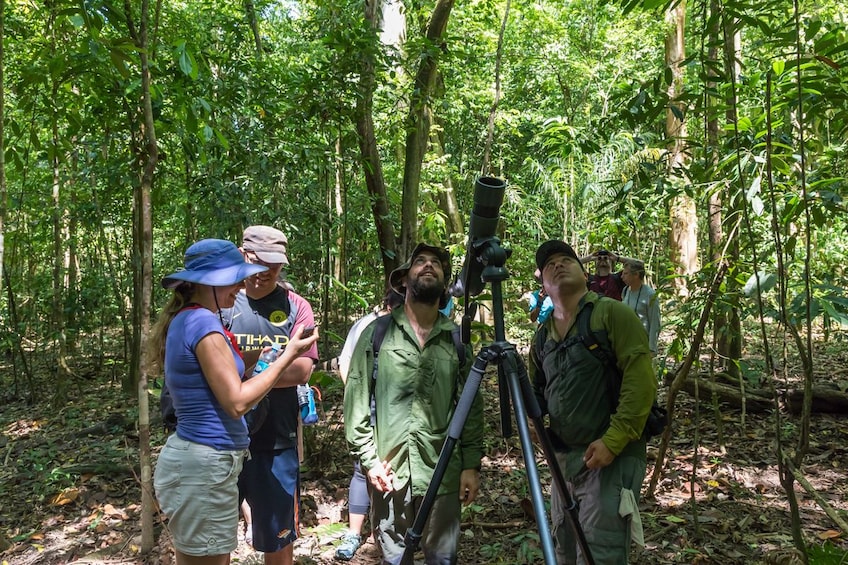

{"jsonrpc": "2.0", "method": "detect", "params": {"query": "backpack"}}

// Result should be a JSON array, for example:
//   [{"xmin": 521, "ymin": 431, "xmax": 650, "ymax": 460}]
[
  {"xmin": 368, "ymin": 314, "xmax": 465, "ymax": 425},
  {"xmin": 533, "ymin": 299, "xmax": 668, "ymax": 439}
]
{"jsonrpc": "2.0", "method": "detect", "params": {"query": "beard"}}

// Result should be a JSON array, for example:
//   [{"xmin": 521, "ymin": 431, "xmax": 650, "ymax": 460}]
[{"xmin": 408, "ymin": 275, "xmax": 445, "ymax": 306}]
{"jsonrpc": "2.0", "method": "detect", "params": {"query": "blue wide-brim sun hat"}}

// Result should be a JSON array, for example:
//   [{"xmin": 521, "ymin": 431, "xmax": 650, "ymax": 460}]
[{"xmin": 161, "ymin": 239, "xmax": 268, "ymax": 289}]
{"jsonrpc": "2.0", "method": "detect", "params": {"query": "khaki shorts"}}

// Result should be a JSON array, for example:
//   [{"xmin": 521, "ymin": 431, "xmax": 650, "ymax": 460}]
[{"xmin": 153, "ymin": 434, "xmax": 246, "ymax": 556}]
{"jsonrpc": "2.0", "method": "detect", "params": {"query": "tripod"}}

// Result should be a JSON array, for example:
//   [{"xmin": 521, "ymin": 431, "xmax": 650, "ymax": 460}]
[{"xmin": 400, "ymin": 239, "xmax": 594, "ymax": 565}]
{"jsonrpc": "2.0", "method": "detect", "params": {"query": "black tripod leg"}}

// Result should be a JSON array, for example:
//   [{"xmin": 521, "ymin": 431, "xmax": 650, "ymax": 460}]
[
  {"xmin": 400, "ymin": 350, "xmax": 490, "ymax": 564},
  {"xmin": 500, "ymin": 350, "xmax": 559, "ymax": 564},
  {"xmin": 514, "ymin": 352, "xmax": 596, "ymax": 565}
]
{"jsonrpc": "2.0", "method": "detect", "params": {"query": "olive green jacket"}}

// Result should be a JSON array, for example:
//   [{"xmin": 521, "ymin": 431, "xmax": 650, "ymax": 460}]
[
  {"xmin": 530, "ymin": 292, "xmax": 656, "ymax": 461},
  {"xmin": 344, "ymin": 308, "xmax": 483, "ymax": 496}
]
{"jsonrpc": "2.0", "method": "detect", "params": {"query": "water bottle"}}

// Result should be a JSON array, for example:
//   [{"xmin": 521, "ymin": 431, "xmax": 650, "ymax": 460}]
[
  {"xmin": 252, "ymin": 343, "xmax": 281, "ymax": 377},
  {"xmin": 297, "ymin": 384, "xmax": 319, "ymax": 425}
]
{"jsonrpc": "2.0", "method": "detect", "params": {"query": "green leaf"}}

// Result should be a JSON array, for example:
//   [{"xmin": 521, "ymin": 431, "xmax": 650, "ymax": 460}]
[
  {"xmin": 109, "ymin": 50, "xmax": 130, "ymax": 79},
  {"xmin": 179, "ymin": 50, "xmax": 197, "ymax": 79},
  {"xmin": 742, "ymin": 272, "xmax": 777, "ymax": 298},
  {"xmin": 772, "ymin": 60, "xmax": 785, "ymax": 76},
  {"xmin": 214, "ymin": 128, "xmax": 230, "ymax": 150},
  {"xmin": 806, "ymin": 18, "xmax": 822, "ymax": 40}
]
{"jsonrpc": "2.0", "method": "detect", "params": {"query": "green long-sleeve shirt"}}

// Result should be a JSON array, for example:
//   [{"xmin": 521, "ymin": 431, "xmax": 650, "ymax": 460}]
[
  {"xmin": 531, "ymin": 292, "xmax": 656, "ymax": 458},
  {"xmin": 344, "ymin": 308, "xmax": 483, "ymax": 496}
]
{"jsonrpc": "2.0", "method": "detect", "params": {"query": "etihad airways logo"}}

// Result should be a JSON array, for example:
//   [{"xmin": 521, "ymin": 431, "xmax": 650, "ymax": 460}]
[{"xmin": 231, "ymin": 334, "xmax": 291, "ymax": 348}]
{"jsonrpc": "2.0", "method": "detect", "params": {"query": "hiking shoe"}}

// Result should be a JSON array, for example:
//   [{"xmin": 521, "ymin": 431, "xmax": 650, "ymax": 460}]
[{"xmin": 335, "ymin": 532, "xmax": 362, "ymax": 561}]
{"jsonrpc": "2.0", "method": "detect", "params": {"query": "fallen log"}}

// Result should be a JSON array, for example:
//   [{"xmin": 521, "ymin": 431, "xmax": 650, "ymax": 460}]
[
  {"xmin": 784, "ymin": 387, "xmax": 848, "ymax": 415},
  {"xmin": 681, "ymin": 377, "xmax": 848, "ymax": 415},
  {"xmin": 679, "ymin": 377, "xmax": 772, "ymax": 412}
]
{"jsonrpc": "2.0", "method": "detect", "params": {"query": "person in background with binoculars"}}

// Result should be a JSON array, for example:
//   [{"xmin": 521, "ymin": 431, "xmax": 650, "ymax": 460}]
[{"xmin": 580, "ymin": 248, "xmax": 641, "ymax": 301}]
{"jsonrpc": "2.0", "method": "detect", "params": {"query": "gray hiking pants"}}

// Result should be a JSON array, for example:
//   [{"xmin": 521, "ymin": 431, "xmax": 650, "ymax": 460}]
[
  {"xmin": 371, "ymin": 482, "xmax": 460, "ymax": 565},
  {"xmin": 551, "ymin": 450, "xmax": 646, "ymax": 565}
]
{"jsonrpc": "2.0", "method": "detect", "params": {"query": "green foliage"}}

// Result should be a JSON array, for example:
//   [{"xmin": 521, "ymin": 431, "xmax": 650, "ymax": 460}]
[
  {"xmin": 3, "ymin": 0, "xmax": 848, "ymax": 410},
  {"xmin": 511, "ymin": 531, "xmax": 544, "ymax": 564},
  {"xmin": 807, "ymin": 542, "xmax": 848, "ymax": 564}
]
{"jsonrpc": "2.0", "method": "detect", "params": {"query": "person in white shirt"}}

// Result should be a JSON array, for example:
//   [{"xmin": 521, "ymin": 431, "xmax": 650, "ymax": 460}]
[
  {"xmin": 621, "ymin": 260, "xmax": 660, "ymax": 354},
  {"xmin": 335, "ymin": 290, "xmax": 403, "ymax": 560}
]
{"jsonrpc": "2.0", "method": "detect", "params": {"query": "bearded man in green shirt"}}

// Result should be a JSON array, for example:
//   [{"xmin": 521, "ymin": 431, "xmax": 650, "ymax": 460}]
[
  {"xmin": 344, "ymin": 243, "xmax": 484, "ymax": 565},
  {"xmin": 530, "ymin": 240, "xmax": 656, "ymax": 565}
]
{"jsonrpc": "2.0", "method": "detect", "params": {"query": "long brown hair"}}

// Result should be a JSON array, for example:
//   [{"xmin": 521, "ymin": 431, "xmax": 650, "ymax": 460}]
[{"xmin": 144, "ymin": 282, "xmax": 195, "ymax": 375}]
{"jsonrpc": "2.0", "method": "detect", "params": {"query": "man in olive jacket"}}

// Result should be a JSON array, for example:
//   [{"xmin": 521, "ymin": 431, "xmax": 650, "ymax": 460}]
[
  {"xmin": 530, "ymin": 240, "xmax": 655, "ymax": 565},
  {"xmin": 344, "ymin": 243, "xmax": 484, "ymax": 565}
]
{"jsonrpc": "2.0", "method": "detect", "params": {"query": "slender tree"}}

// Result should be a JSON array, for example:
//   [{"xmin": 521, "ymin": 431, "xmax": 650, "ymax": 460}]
[
  {"xmin": 356, "ymin": 0, "xmax": 398, "ymax": 284},
  {"xmin": 122, "ymin": 0, "xmax": 159, "ymax": 552},
  {"xmin": 0, "ymin": 0, "xmax": 5, "ymax": 295},
  {"xmin": 665, "ymin": 0, "xmax": 698, "ymax": 298},
  {"xmin": 399, "ymin": 0, "xmax": 455, "ymax": 259},
  {"xmin": 481, "ymin": 0, "xmax": 510, "ymax": 177}
]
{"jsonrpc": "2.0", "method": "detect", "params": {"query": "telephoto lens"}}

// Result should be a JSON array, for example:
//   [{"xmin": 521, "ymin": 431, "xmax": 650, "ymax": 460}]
[{"xmin": 451, "ymin": 177, "xmax": 507, "ymax": 298}]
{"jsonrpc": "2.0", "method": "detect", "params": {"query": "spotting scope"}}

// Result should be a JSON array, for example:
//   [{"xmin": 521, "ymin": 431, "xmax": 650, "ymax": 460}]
[{"xmin": 449, "ymin": 176, "xmax": 507, "ymax": 298}]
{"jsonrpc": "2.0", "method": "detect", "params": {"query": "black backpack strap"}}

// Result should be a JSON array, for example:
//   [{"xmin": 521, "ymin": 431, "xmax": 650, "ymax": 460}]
[
  {"xmin": 576, "ymin": 299, "xmax": 623, "ymax": 412},
  {"xmin": 533, "ymin": 325, "xmax": 548, "ymax": 368},
  {"xmin": 371, "ymin": 314, "xmax": 393, "ymax": 377},
  {"xmin": 450, "ymin": 326, "xmax": 465, "ymax": 365},
  {"xmin": 278, "ymin": 284, "xmax": 292, "ymax": 316},
  {"xmin": 449, "ymin": 325, "xmax": 466, "ymax": 403}
]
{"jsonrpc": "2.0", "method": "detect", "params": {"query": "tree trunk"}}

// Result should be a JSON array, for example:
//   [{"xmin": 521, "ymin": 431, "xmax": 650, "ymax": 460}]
[
  {"xmin": 66, "ymin": 149, "xmax": 79, "ymax": 356},
  {"xmin": 679, "ymin": 376, "xmax": 772, "ymax": 412},
  {"xmin": 334, "ymin": 135, "xmax": 345, "ymax": 306},
  {"xmin": 665, "ymin": 0, "xmax": 698, "ymax": 298},
  {"xmin": 244, "ymin": 0, "xmax": 263, "ymax": 55},
  {"xmin": 399, "ymin": 0, "xmax": 454, "ymax": 259},
  {"xmin": 706, "ymin": 0, "xmax": 728, "ymax": 371},
  {"xmin": 432, "ymin": 118, "xmax": 463, "ymax": 238},
  {"xmin": 718, "ymin": 13, "xmax": 743, "ymax": 377},
  {"xmin": 481, "ymin": 0, "xmax": 510, "ymax": 177},
  {"xmin": 123, "ymin": 0, "xmax": 159, "ymax": 553},
  {"xmin": 357, "ymin": 0, "xmax": 398, "ymax": 286},
  {"xmin": 0, "ymin": 0, "xmax": 5, "ymax": 296},
  {"xmin": 48, "ymin": 3, "xmax": 73, "ymax": 401}
]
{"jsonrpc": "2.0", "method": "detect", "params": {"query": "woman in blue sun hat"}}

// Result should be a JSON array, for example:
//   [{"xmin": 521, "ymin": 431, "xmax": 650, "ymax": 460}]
[{"xmin": 148, "ymin": 239, "xmax": 318, "ymax": 564}]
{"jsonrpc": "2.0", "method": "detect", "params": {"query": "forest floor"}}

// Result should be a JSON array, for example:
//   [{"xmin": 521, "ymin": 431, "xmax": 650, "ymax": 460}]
[{"xmin": 1, "ymin": 341, "xmax": 847, "ymax": 565}]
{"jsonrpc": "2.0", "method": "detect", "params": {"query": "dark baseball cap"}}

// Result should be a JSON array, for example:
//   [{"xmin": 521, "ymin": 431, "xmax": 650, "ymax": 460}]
[{"xmin": 535, "ymin": 240, "xmax": 583, "ymax": 273}]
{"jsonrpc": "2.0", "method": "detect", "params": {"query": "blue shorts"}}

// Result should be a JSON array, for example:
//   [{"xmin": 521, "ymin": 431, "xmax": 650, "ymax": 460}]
[
  {"xmin": 239, "ymin": 447, "xmax": 300, "ymax": 553},
  {"xmin": 154, "ymin": 434, "xmax": 246, "ymax": 556}
]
